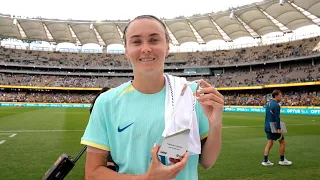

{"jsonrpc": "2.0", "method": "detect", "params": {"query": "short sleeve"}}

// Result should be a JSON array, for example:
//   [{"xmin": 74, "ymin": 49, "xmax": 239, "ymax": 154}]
[
  {"xmin": 189, "ymin": 83, "xmax": 209, "ymax": 140},
  {"xmin": 195, "ymin": 101, "xmax": 209, "ymax": 140},
  {"xmin": 81, "ymin": 94, "xmax": 110, "ymax": 151}
]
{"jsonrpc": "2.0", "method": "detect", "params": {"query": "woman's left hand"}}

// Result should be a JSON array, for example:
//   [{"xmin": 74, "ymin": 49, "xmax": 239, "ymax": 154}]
[{"xmin": 196, "ymin": 79, "xmax": 224, "ymax": 125}]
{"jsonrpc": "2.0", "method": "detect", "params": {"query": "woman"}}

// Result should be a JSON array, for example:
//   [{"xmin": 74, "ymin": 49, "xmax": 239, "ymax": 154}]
[{"xmin": 81, "ymin": 15, "xmax": 224, "ymax": 180}]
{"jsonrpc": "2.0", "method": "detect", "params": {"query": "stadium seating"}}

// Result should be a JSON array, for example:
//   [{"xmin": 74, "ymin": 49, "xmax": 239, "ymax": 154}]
[
  {"xmin": 0, "ymin": 36, "xmax": 319, "ymax": 106},
  {"xmin": 1, "ymin": 89, "xmax": 319, "ymax": 106},
  {"xmin": 1, "ymin": 37, "xmax": 319, "ymax": 67},
  {"xmin": 1, "ymin": 62, "xmax": 318, "ymax": 88}
]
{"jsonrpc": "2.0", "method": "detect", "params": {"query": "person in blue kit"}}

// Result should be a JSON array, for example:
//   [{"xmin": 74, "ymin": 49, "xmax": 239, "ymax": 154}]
[
  {"xmin": 262, "ymin": 90, "xmax": 292, "ymax": 166},
  {"xmin": 80, "ymin": 15, "xmax": 224, "ymax": 180}
]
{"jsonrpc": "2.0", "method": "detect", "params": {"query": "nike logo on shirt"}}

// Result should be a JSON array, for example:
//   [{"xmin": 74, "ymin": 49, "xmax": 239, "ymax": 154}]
[{"xmin": 118, "ymin": 122, "xmax": 134, "ymax": 132}]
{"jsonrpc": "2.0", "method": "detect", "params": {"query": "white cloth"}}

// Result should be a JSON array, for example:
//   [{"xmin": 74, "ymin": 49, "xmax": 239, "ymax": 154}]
[{"xmin": 163, "ymin": 73, "xmax": 201, "ymax": 155}]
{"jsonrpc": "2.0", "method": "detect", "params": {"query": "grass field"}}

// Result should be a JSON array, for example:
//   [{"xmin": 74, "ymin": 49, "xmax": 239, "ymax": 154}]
[{"xmin": 0, "ymin": 107, "xmax": 319, "ymax": 180}]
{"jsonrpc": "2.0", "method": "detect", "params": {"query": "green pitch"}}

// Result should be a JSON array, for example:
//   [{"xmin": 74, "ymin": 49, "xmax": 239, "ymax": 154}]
[{"xmin": 0, "ymin": 107, "xmax": 319, "ymax": 180}]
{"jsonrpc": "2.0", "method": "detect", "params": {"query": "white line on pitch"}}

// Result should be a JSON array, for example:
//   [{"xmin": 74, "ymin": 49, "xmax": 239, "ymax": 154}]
[
  {"xmin": 9, "ymin": 133, "xmax": 17, "ymax": 138},
  {"xmin": 0, "ymin": 123, "xmax": 319, "ymax": 133},
  {"xmin": 0, "ymin": 133, "xmax": 13, "ymax": 136},
  {"xmin": 0, "ymin": 140, "xmax": 6, "ymax": 145}
]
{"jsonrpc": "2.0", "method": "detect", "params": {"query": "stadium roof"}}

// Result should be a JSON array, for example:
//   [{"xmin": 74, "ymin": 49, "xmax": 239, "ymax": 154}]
[{"xmin": 0, "ymin": 0, "xmax": 320, "ymax": 46}]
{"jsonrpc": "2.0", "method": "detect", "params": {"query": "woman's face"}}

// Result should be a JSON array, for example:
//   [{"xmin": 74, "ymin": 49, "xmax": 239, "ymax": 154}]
[{"xmin": 125, "ymin": 18, "xmax": 169, "ymax": 76}]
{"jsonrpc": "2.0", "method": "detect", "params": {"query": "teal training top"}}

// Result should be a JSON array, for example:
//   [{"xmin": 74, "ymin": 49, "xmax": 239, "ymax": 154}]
[{"xmin": 81, "ymin": 81, "xmax": 209, "ymax": 180}]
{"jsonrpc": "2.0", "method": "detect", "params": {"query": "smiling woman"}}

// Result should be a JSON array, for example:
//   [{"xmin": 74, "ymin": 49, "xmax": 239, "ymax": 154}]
[
  {"xmin": 123, "ymin": 15, "xmax": 170, "ymax": 93},
  {"xmin": 80, "ymin": 15, "xmax": 224, "ymax": 180}
]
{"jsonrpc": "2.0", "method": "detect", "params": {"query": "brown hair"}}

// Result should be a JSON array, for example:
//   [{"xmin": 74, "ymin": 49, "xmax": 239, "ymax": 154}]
[
  {"xmin": 89, "ymin": 87, "xmax": 110, "ymax": 114},
  {"xmin": 271, "ymin": 90, "xmax": 281, "ymax": 98},
  {"xmin": 123, "ymin": 15, "xmax": 170, "ymax": 46}
]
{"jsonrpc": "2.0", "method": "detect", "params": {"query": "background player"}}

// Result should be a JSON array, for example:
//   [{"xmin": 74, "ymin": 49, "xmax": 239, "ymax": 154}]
[{"xmin": 262, "ymin": 90, "xmax": 292, "ymax": 166}]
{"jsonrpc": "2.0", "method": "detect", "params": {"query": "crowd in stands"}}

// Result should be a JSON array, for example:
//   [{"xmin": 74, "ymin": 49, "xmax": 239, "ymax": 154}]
[
  {"xmin": 1, "ymin": 90, "xmax": 318, "ymax": 106},
  {"xmin": 0, "ymin": 37, "xmax": 320, "ymax": 68},
  {"xmin": 223, "ymin": 91, "xmax": 319, "ymax": 106},
  {"xmin": 281, "ymin": 91, "xmax": 319, "ymax": 106},
  {"xmin": 167, "ymin": 37, "xmax": 320, "ymax": 66},
  {"xmin": 0, "ymin": 91, "xmax": 92, "ymax": 104},
  {"xmin": 0, "ymin": 63, "xmax": 319, "ymax": 88},
  {"xmin": 200, "ymin": 63, "xmax": 320, "ymax": 87},
  {"xmin": 0, "ymin": 74, "xmax": 132, "ymax": 88},
  {"xmin": 0, "ymin": 36, "xmax": 319, "ymax": 106}
]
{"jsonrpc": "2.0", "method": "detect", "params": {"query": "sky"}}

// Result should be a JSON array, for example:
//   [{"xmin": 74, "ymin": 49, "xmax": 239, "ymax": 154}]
[
  {"xmin": 0, "ymin": 0, "xmax": 264, "ymax": 20},
  {"xmin": 1, "ymin": 0, "xmax": 320, "ymax": 51}
]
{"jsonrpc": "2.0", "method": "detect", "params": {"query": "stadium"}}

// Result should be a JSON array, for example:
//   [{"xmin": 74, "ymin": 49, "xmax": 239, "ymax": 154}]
[{"xmin": 0, "ymin": 0, "xmax": 319, "ymax": 179}]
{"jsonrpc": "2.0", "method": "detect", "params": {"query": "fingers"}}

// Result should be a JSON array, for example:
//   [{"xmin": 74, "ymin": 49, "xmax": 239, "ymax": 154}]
[
  {"xmin": 199, "ymin": 79, "xmax": 211, "ymax": 88},
  {"xmin": 168, "ymin": 153, "xmax": 189, "ymax": 178},
  {"xmin": 151, "ymin": 143, "xmax": 160, "ymax": 164},
  {"xmin": 167, "ymin": 152, "xmax": 189, "ymax": 173},
  {"xmin": 169, "ymin": 158, "xmax": 181, "ymax": 164},
  {"xmin": 197, "ymin": 80, "xmax": 224, "ymax": 99},
  {"xmin": 199, "ymin": 100, "xmax": 224, "ymax": 108},
  {"xmin": 180, "ymin": 152, "xmax": 189, "ymax": 164},
  {"xmin": 197, "ymin": 87, "xmax": 224, "ymax": 100},
  {"xmin": 197, "ymin": 93, "xmax": 224, "ymax": 105}
]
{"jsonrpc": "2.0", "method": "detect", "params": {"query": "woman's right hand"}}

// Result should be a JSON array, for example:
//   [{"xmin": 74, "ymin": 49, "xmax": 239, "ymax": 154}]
[{"xmin": 144, "ymin": 143, "xmax": 189, "ymax": 180}]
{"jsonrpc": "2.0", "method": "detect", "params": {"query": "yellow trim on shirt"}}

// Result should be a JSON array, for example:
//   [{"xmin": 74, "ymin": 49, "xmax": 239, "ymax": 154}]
[
  {"xmin": 81, "ymin": 140, "xmax": 110, "ymax": 151},
  {"xmin": 200, "ymin": 132, "xmax": 209, "ymax": 140},
  {"xmin": 118, "ymin": 85, "xmax": 135, "ymax": 97}
]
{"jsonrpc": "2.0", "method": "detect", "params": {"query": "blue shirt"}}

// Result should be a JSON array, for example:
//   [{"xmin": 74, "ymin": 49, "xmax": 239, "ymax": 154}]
[{"xmin": 265, "ymin": 99, "xmax": 281, "ymax": 132}]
